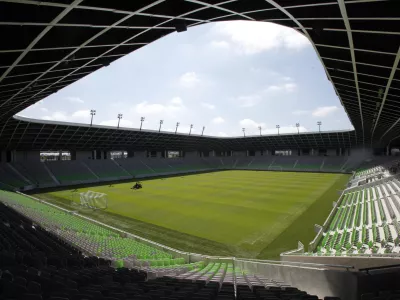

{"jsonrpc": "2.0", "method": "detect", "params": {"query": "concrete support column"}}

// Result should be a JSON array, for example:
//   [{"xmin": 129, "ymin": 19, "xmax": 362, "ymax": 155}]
[
  {"xmin": 0, "ymin": 151, "xmax": 6, "ymax": 162},
  {"xmin": 70, "ymin": 150, "xmax": 76, "ymax": 160}
]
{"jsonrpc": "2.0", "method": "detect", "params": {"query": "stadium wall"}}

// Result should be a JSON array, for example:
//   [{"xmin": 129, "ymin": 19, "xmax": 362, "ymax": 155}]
[
  {"xmin": 11, "ymin": 150, "xmax": 40, "ymax": 162},
  {"xmin": 75, "ymin": 151, "xmax": 92, "ymax": 160},
  {"xmin": 233, "ymin": 151, "xmax": 247, "ymax": 156},
  {"xmin": 135, "ymin": 151, "xmax": 147, "ymax": 158},
  {"xmin": 281, "ymin": 254, "xmax": 400, "ymax": 270},
  {"xmin": 184, "ymin": 151, "xmax": 198, "ymax": 158},
  {"xmin": 236, "ymin": 259, "xmax": 357, "ymax": 300}
]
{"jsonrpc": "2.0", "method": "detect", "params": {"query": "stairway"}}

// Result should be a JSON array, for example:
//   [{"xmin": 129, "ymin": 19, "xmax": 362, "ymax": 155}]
[
  {"xmin": 111, "ymin": 159, "xmax": 132, "ymax": 177},
  {"xmin": 80, "ymin": 161, "xmax": 100, "ymax": 180},
  {"xmin": 7, "ymin": 163, "xmax": 32, "ymax": 185},
  {"xmin": 43, "ymin": 163, "xmax": 60, "ymax": 185}
]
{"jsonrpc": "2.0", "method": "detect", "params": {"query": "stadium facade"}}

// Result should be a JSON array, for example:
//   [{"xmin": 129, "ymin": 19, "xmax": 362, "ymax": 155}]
[{"xmin": 0, "ymin": 1, "xmax": 399, "ymax": 299}]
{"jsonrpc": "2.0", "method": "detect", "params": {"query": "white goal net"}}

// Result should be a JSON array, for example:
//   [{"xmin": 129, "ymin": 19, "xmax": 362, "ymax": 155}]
[{"xmin": 79, "ymin": 190, "xmax": 108, "ymax": 209}]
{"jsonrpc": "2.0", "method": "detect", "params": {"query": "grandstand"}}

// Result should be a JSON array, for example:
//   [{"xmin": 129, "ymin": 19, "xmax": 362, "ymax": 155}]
[{"xmin": 0, "ymin": 0, "xmax": 399, "ymax": 299}]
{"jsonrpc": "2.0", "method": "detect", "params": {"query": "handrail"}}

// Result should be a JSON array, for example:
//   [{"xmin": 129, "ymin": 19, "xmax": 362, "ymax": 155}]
[
  {"xmin": 16, "ymin": 191, "xmax": 356, "ymax": 270},
  {"xmin": 236, "ymin": 258, "xmax": 355, "ymax": 270},
  {"xmin": 359, "ymin": 263, "xmax": 400, "ymax": 273}
]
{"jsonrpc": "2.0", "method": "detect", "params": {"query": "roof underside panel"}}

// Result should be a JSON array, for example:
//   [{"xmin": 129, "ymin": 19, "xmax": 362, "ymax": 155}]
[{"xmin": 0, "ymin": 0, "xmax": 398, "ymax": 149}]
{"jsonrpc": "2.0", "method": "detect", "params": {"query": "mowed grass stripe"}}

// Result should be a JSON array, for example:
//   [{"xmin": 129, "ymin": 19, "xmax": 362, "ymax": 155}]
[{"xmin": 35, "ymin": 170, "xmax": 349, "ymax": 259}]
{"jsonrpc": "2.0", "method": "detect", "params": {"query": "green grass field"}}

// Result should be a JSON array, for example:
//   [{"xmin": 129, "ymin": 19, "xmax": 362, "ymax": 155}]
[{"xmin": 33, "ymin": 170, "xmax": 350, "ymax": 259}]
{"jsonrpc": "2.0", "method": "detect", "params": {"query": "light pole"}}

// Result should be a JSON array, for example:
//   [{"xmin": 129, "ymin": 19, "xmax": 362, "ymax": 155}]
[
  {"xmin": 90, "ymin": 109, "xmax": 96, "ymax": 126},
  {"xmin": 159, "ymin": 120, "xmax": 163, "ymax": 132},
  {"xmin": 276, "ymin": 125, "xmax": 280, "ymax": 135},
  {"xmin": 296, "ymin": 123, "xmax": 300, "ymax": 134},
  {"xmin": 140, "ymin": 117, "xmax": 145, "ymax": 131},
  {"xmin": 258, "ymin": 126, "xmax": 262, "ymax": 136},
  {"xmin": 117, "ymin": 113, "xmax": 123, "ymax": 128},
  {"xmin": 175, "ymin": 122, "xmax": 180, "ymax": 134},
  {"xmin": 201, "ymin": 126, "xmax": 205, "ymax": 136},
  {"xmin": 317, "ymin": 121, "xmax": 322, "ymax": 132},
  {"xmin": 242, "ymin": 128, "xmax": 246, "ymax": 137},
  {"xmin": 189, "ymin": 124, "xmax": 193, "ymax": 135}
]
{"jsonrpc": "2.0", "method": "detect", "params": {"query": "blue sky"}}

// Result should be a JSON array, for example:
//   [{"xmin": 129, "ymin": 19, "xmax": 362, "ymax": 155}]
[{"xmin": 19, "ymin": 21, "xmax": 353, "ymax": 137}]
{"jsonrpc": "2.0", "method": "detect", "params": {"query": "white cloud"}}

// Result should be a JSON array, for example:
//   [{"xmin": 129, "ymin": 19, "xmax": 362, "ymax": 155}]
[
  {"xmin": 72, "ymin": 110, "xmax": 90, "ymax": 118},
  {"xmin": 212, "ymin": 117, "xmax": 225, "ymax": 124},
  {"xmin": 283, "ymin": 83, "xmax": 297, "ymax": 92},
  {"xmin": 312, "ymin": 106, "xmax": 338, "ymax": 117},
  {"xmin": 282, "ymin": 76, "xmax": 292, "ymax": 81},
  {"xmin": 133, "ymin": 97, "xmax": 185, "ymax": 117},
  {"xmin": 179, "ymin": 72, "xmax": 200, "ymax": 88},
  {"xmin": 100, "ymin": 119, "xmax": 134, "ymax": 128},
  {"xmin": 292, "ymin": 110, "xmax": 309, "ymax": 116},
  {"xmin": 201, "ymin": 102, "xmax": 215, "ymax": 110},
  {"xmin": 170, "ymin": 97, "xmax": 183, "ymax": 105},
  {"xmin": 214, "ymin": 21, "xmax": 310, "ymax": 55},
  {"xmin": 40, "ymin": 107, "xmax": 48, "ymax": 113},
  {"xmin": 210, "ymin": 40, "xmax": 230, "ymax": 49},
  {"xmin": 236, "ymin": 82, "xmax": 297, "ymax": 108},
  {"xmin": 41, "ymin": 111, "xmax": 68, "ymax": 121},
  {"xmin": 239, "ymin": 118, "xmax": 266, "ymax": 129},
  {"xmin": 66, "ymin": 96, "xmax": 84, "ymax": 104},
  {"xmin": 237, "ymin": 94, "xmax": 262, "ymax": 108},
  {"xmin": 265, "ymin": 83, "xmax": 297, "ymax": 93}
]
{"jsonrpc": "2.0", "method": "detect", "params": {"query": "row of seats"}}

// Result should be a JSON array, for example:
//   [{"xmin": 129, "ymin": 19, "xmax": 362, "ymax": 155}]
[
  {"xmin": 316, "ymin": 178, "xmax": 400, "ymax": 256},
  {"xmin": 0, "ymin": 156, "xmax": 355, "ymax": 189},
  {"xmin": 0, "ymin": 190, "xmax": 330, "ymax": 299},
  {"xmin": 353, "ymin": 159, "xmax": 400, "ymax": 180}
]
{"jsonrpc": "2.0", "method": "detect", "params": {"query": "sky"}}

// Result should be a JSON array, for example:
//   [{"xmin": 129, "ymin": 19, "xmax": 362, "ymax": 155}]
[{"xmin": 19, "ymin": 21, "xmax": 353, "ymax": 137}]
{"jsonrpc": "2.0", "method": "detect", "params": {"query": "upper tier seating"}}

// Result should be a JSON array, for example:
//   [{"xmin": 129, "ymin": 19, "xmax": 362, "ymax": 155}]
[
  {"xmin": 294, "ymin": 157, "xmax": 323, "ymax": 171},
  {"xmin": 141, "ymin": 158, "xmax": 176, "ymax": 175},
  {"xmin": 165, "ymin": 157, "xmax": 210, "ymax": 172},
  {"xmin": 246, "ymin": 157, "xmax": 275, "ymax": 170},
  {"xmin": 323, "ymin": 157, "xmax": 348, "ymax": 172},
  {"xmin": 84, "ymin": 159, "xmax": 130, "ymax": 179},
  {"xmin": 235, "ymin": 157, "xmax": 254, "ymax": 169},
  {"xmin": 12, "ymin": 161, "xmax": 56, "ymax": 187},
  {"xmin": 0, "ymin": 163, "xmax": 29, "ymax": 188},
  {"xmin": 271, "ymin": 156, "xmax": 298, "ymax": 170},
  {"xmin": 45, "ymin": 161, "xmax": 97, "ymax": 184},
  {"xmin": 1, "ymin": 155, "xmax": 361, "ymax": 191},
  {"xmin": 114, "ymin": 158, "xmax": 153, "ymax": 177}
]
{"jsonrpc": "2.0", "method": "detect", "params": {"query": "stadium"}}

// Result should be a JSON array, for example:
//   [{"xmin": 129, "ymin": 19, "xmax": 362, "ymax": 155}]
[{"xmin": 0, "ymin": 0, "xmax": 399, "ymax": 299}]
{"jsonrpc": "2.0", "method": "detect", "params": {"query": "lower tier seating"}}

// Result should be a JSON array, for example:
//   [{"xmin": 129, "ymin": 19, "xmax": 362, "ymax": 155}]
[{"xmin": 0, "ymin": 190, "xmax": 327, "ymax": 300}]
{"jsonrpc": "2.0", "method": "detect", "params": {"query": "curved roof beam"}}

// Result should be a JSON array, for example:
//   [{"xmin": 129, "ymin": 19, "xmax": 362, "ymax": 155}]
[
  {"xmin": 337, "ymin": 0, "xmax": 364, "ymax": 146},
  {"xmin": 0, "ymin": 0, "xmax": 83, "ymax": 84},
  {"xmin": 373, "ymin": 46, "xmax": 400, "ymax": 138}
]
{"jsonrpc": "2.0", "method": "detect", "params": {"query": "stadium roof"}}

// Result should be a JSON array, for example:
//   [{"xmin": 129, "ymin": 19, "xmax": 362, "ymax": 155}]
[
  {"xmin": 2, "ymin": 116, "xmax": 356, "ymax": 151},
  {"xmin": 0, "ymin": 0, "xmax": 399, "ymax": 150}
]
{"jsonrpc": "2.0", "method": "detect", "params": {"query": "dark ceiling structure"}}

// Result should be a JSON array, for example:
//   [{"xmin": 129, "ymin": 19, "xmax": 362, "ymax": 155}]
[
  {"xmin": 0, "ymin": 0, "xmax": 399, "ymax": 150},
  {"xmin": 2, "ymin": 116, "xmax": 355, "ymax": 151}
]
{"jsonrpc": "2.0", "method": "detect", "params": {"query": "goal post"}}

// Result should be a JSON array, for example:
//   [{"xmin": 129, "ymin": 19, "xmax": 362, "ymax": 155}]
[{"xmin": 79, "ymin": 190, "xmax": 108, "ymax": 209}]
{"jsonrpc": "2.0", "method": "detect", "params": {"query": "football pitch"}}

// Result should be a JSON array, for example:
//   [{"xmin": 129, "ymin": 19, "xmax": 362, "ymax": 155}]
[{"xmin": 33, "ymin": 170, "xmax": 350, "ymax": 259}]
